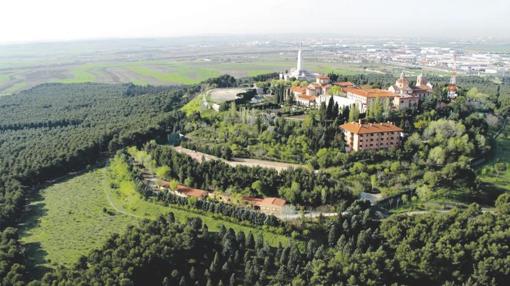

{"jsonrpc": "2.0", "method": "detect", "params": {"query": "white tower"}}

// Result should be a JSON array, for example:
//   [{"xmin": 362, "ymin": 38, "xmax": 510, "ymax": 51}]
[
  {"xmin": 297, "ymin": 47, "xmax": 303, "ymax": 74},
  {"xmin": 450, "ymin": 53, "xmax": 457, "ymax": 85}
]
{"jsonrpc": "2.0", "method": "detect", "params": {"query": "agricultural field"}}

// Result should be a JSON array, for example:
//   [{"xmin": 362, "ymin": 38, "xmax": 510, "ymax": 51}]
[
  {"xmin": 0, "ymin": 38, "xmax": 376, "ymax": 96},
  {"xmin": 20, "ymin": 159, "xmax": 291, "ymax": 276}
]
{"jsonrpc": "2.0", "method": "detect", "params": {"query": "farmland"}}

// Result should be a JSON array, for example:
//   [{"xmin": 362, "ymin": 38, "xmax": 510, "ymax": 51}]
[{"xmin": 0, "ymin": 37, "xmax": 376, "ymax": 96}]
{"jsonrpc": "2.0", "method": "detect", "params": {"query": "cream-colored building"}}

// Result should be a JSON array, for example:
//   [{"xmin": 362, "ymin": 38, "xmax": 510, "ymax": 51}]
[
  {"xmin": 387, "ymin": 72, "xmax": 422, "ymax": 110},
  {"xmin": 393, "ymin": 95, "xmax": 419, "ymax": 110},
  {"xmin": 344, "ymin": 87, "xmax": 395, "ymax": 113},
  {"xmin": 414, "ymin": 73, "xmax": 433, "ymax": 99},
  {"xmin": 388, "ymin": 72, "xmax": 414, "ymax": 95},
  {"xmin": 340, "ymin": 121, "xmax": 403, "ymax": 152}
]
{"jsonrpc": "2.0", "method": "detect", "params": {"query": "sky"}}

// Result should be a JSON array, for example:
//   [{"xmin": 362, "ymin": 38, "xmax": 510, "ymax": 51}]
[{"xmin": 1, "ymin": 0, "xmax": 509, "ymax": 44}]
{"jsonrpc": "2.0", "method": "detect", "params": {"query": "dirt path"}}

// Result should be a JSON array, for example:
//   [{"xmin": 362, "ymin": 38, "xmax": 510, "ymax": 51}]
[
  {"xmin": 103, "ymin": 187, "xmax": 145, "ymax": 219},
  {"xmin": 173, "ymin": 146, "xmax": 303, "ymax": 172}
]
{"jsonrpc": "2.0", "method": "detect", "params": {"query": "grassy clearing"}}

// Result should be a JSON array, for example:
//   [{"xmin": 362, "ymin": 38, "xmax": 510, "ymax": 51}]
[
  {"xmin": 181, "ymin": 93, "xmax": 204, "ymax": 115},
  {"xmin": 19, "ymin": 169, "xmax": 137, "ymax": 271},
  {"xmin": 478, "ymin": 132, "xmax": 510, "ymax": 195},
  {"xmin": 180, "ymin": 92, "xmax": 217, "ymax": 119},
  {"xmin": 20, "ymin": 155, "xmax": 291, "ymax": 273}
]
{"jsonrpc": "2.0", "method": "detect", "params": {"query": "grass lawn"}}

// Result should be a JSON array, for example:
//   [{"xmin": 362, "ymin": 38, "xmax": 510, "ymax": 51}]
[
  {"xmin": 478, "ymin": 131, "xmax": 510, "ymax": 201},
  {"xmin": 181, "ymin": 92, "xmax": 204, "ymax": 115},
  {"xmin": 19, "ymin": 169, "xmax": 137, "ymax": 276},
  {"xmin": 20, "ymin": 158, "xmax": 291, "ymax": 277}
]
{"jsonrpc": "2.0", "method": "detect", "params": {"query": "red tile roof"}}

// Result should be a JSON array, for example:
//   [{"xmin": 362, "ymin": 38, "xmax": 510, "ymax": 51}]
[
  {"xmin": 344, "ymin": 87, "xmax": 395, "ymax": 98},
  {"xmin": 259, "ymin": 197, "xmax": 287, "ymax": 207},
  {"xmin": 340, "ymin": 122, "xmax": 403, "ymax": 134},
  {"xmin": 335, "ymin": 81, "xmax": 354, "ymax": 87},
  {"xmin": 243, "ymin": 196, "xmax": 287, "ymax": 207},
  {"xmin": 176, "ymin": 184, "xmax": 209, "ymax": 199},
  {"xmin": 291, "ymin": 86, "xmax": 306, "ymax": 94}
]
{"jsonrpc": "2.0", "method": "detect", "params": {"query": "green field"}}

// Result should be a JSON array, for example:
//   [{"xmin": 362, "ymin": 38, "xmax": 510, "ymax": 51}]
[
  {"xmin": 0, "ymin": 74, "xmax": 9, "ymax": 84},
  {"xmin": 478, "ymin": 131, "xmax": 510, "ymax": 196},
  {"xmin": 181, "ymin": 92, "xmax": 204, "ymax": 115},
  {"xmin": 19, "ymin": 169, "xmax": 137, "ymax": 274},
  {"xmin": 0, "ymin": 55, "xmax": 373, "ymax": 96},
  {"xmin": 20, "ymin": 158, "xmax": 291, "ymax": 275},
  {"xmin": 126, "ymin": 62, "xmax": 220, "ymax": 85},
  {"xmin": 58, "ymin": 63, "xmax": 100, "ymax": 83}
]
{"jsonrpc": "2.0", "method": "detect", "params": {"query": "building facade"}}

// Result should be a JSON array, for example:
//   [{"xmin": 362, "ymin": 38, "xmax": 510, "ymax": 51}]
[
  {"xmin": 344, "ymin": 87, "xmax": 395, "ymax": 113},
  {"xmin": 243, "ymin": 196, "xmax": 293, "ymax": 216},
  {"xmin": 393, "ymin": 94, "xmax": 419, "ymax": 110},
  {"xmin": 340, "ymin": 121, "xmax": 403, "ymax": 152}
]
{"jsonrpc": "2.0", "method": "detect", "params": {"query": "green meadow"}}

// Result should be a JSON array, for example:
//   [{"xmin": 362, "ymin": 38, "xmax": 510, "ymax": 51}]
[
  {"xmin": 20, "ymin": 156, "xmax": 291, "ymax": 276},
  {"xmin": 478, "ymin": 131, "xmax": 510, "ymax": 194}
]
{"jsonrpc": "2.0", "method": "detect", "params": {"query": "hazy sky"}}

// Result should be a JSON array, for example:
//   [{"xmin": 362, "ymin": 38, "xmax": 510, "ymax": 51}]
[{"xmin": 2, "ymin": 0, "xmax": 509, "ymax": 43}]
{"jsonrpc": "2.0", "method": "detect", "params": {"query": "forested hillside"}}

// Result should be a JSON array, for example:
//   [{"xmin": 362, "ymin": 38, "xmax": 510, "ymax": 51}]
[
  {"xmin": 35, "ymin": 203, "xmax": 510, "ymax": 286},
  {"xmin": 0, "ymin": 73, "xmax": 509, "ymax": 285},
  {"xmin": 0, "ymin": 82, "xmax": 197, "ymax": 284}
]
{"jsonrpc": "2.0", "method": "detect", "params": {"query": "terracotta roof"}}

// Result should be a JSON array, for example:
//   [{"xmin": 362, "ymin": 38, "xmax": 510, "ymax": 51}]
[
  {"xmin": 297, "ymin": 95, "xmax": 317, "ymax": 101},
  {"xmin": 344, "ymin": 87, "xmax": 395, "ymax": 98},
  {"xmin": 317, "ymin": 75, "xmax": 330, "ymax": 80},
  {"xmin": 258, "ymin": 197, "xmax": 287, "ymax": 207},
  {"xmin": 335, "ymin": 81, "xmax": 354, "ymax": 87},
  {"xmin": 243, "ymin": 196, "xmax": 287, "ymax": 207},
  {"xmin": 176, "ymin": 184, "xmax": 209, "ymax": 199},
  {"xmin": 291, "ymin": 86, "xmax": 306, "ymax": 94},
  {"xmin": 340, "ymin": 122, "xmax": 403, "ymax": 134}
]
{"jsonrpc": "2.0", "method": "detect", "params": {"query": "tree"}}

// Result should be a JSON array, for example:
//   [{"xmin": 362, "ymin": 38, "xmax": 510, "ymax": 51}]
[
  {"xmin": 348, "ymin": 104, "xmax": 360, "ymax": 122},
  {"xmin": 327, "ymin": 72, "xmax": 339, "ymax": 82},
  {"xmin": 319, "ymin": 102, "xmax": 327, "ymax": 122},
  {"xmin": 326, "ymin": 96, "xmax": 335, "ymax": 119},
  {"xmin": 328, "ymin": 224, "xmax": 338, "ymax": 246},
  {"xmin": 495, "ymin": 192, "xmax": 510, "ymax": 214},
  {"xmin": 333, "ymin": 102, "xmax": 339, "ymax": 119},
  {"xmin": 367, "ymin": 98, "xmax": 383, "ymax": 121},
  {"xmin": 210, "ymin": 252, "xmax": 222, "ymax": 273},
  {"xmin": 229, "ymin": 273, "xmax": 236, "ymax": 286},
  {"xmin": 382, "ymin": 97, "xmax": 391, "ymax": 119}
]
